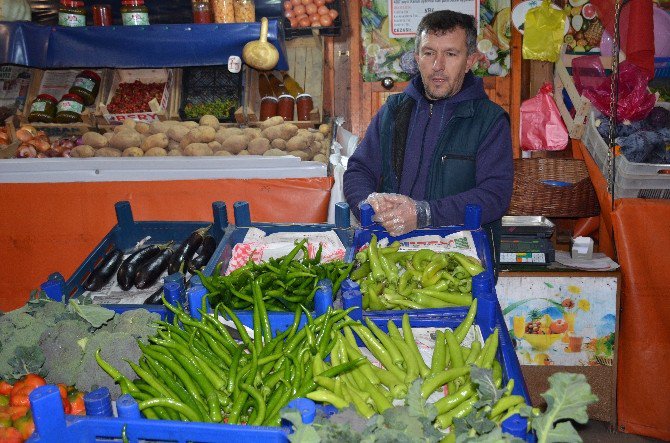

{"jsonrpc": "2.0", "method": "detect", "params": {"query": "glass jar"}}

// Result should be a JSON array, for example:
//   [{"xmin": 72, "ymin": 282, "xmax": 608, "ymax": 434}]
[
  {"xmin": 58, "ymin": 0, "xmax": 86, "ymax": 27},
  {"xmin": 295, "ymin": 93, "xmax": 313, "ymax": 121},
  {"xmin": 55, "ymin": 93, "xmax": 85, "ymax": 123},
  {"xmin": 121, "ymin": 0, "xmax": 150, "ymax": 26},
  {"xmin": 28, "ymin": 94, "xmax": 58, "ymax": 123},
  {"xmin": 233, "ymin": 0, "xmax": 255, "ymax": 23},
  {"xmin": 211, "ymin": 0, "xmax": 235, "ymax": 23},
  {"xmin": 259, "ymin": 96, "xmax": 278, "ymax": 121},
  {"xmin": 277, "ymin": 94, "xmax": 295, "ymax": 121},
  {"xmin": 69, "ymin": 70, "xmax": 101, "ymax": 106},
  {"xmin": 92, "ymin": 4, "xmax": 112, "ymax": 26},
  {"xmin": 192, "ymin": 0, "xmax": 212, "ymax": 23}
]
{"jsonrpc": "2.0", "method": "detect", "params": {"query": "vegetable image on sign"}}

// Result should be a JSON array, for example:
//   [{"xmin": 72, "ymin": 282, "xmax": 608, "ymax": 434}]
[{"xmin": 243, "ymin": 17, "xmax": 279, "ymax": 71}]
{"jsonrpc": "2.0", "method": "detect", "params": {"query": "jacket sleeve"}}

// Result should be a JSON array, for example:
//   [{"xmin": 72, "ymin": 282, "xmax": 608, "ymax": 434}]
[
  {"xmin": 343, "ymin": 109, "xmax": 385, "ymax": 221},
  {"xmin": 427, "ymin": 116, "xmax": 514, "ymax": 226}
]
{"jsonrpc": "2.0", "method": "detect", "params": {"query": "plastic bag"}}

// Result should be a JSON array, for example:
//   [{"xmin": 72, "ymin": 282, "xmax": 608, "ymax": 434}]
[
  {"xmin": 520, "ymin": 83, "xmax": 569, "ymax": 151},
  {"xmin": 522, "ymin": 0, "xmax": 567, "ymax": 62},
  {"xmin": 577, "ymin": 58, "xmax": 656, "ymax": 123}
]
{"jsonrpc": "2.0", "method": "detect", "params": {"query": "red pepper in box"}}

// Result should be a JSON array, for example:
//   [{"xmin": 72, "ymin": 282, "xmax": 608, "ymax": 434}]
[{"xmin": 107, "ymin": 80, "xmax": 166, "ymax": 114}]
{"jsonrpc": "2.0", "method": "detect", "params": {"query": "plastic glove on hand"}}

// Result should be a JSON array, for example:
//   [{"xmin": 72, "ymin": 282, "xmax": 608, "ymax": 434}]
[
  {"xmin": 363, "ymin": 192, "xmax": 401, "ymax": 216},
  {"xmin": 371, "ymin": 194, "xmax": 431, "ymax": 236}
]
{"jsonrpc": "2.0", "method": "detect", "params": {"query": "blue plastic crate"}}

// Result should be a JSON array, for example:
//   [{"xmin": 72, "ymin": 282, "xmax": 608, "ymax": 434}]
[
  {"xmin": 197, "ymin": 200, "xmax": 354, "ymax": 333},
  {"xmin": 40, "ymin": 200, "xmax": 233, "ymax": 319},
  {"xmin": 655, "ymin": 57, "xmax": 670, "ymax": 78},
  {"xmin": 346, "ymin": 203, "xmax": 496, "ymax": 316}
]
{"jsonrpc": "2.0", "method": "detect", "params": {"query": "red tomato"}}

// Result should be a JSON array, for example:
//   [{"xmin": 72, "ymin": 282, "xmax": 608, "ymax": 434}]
[
  {"xmin": 317, "ymin": 5, "xmax": 329, "ymax": 15},
  {"xmin": 0, "ymin": 427, "xmax": 22, "ymax": 443},
  {"xmin": 298, "ymin": 16, "xmax": 311, "ymax": 27},
  {"xmin": 328, "ymin": 8, "xmax": 338, "ymax": 19},
  {"xmin": 293, "ymin": 4, "xmax": 305, "ymax": 15},
  {"xmin": 283, "ymin": 0, "xmax": 292, "ymax": 10},
  {"xmin": 0, "ymin": 382, "xmax": 12, "ymax": 397},
  {"xmin": 319, "ymin": 14, "xmax": 333, "ymax": 26}
]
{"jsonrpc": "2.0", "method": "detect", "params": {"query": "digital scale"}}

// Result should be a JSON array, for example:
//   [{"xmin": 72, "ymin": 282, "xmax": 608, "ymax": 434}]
[{"xmin": 499, "ymin": 216, "xmax": 556, "ymax": 266}]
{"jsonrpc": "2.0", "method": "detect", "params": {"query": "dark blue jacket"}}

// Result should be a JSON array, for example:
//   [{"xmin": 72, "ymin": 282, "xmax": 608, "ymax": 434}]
[{"xmin": 344, "ymin": 71, "xmax": 514, "ymax": 229}]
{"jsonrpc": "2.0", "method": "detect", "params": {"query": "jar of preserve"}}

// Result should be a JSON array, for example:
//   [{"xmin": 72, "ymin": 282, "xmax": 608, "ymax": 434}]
[
  {"xmin": 58, "ymin": 0, "xmax": 86, "ymax": 27},
  {"xmin": 277, "ymin": 94, "xmax": 295, "ymax": 121},
  {"xmin": 69, "ymin": 70, "xmax": 101, "ymax": 106},
  {"xmin": 233, "ymin": 0, "xmax": 255, "ymax": 23},
  {"xmin": 192, "ymin": 0, "xmax": 212, "ymax": 23},
  {"xmin": 295, "ymin": 93, "xmax": 313, "ymax": 121},
  {"xmin": 55, "ymin": 93, "xmax": 85, "ymax": 123},
  {"xmin": 121, "ymin": 0, "xmax": 150, "ymax": 26},
  {"xmin": 28, "ymin": 94, "xmax": 58, "ymax": 123},
  {"xmin": 92, "ymin": 4, "xmax": 112, "ymax": 26},
  {"xmin": 259, "ymin": 96, "xmax": 278, "ymax": 121}
]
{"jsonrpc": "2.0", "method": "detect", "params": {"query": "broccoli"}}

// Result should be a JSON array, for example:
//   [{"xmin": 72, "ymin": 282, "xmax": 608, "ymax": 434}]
[
  {"xmin": 38, "ymin": 320, "xmax": 91, "ymax": 386},
  {"xmin": 0, "ymin": 310, "xmax": 50, "ymax": 381},
  {"xmin": 104, "ymin": 309, "xmax": 161, "ymax": 341},
  {"xmin": 76, "ymin": 331, "xmax": 144, "ymax": 399}
]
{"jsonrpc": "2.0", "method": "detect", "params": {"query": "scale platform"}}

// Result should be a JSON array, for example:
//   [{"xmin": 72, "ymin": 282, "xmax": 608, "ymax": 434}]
[{"xmin": 500, "ymin": 216, "xmax": 556, "ymax": 266}]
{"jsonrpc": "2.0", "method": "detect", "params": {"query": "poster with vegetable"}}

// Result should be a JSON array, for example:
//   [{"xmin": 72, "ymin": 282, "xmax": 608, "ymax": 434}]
[
  {"xmin": 564, "ymin": 0, "xmax": 605, "ymax": 53},
  {"xmin": 360, "ymin": 0, "xmax": 511, "ymax": 82},
  {"xmin": 496, "ymin": 276, "xmax": 617, "ymax": 366}
]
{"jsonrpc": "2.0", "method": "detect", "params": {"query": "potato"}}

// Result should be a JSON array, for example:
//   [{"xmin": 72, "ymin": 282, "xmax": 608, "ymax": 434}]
[
  {"xmin": 109, "ymin": 130, "xmax": 142, "ymax": 150},
  {"xmin": 70, "ymin": 145, "xmax": 95, "ymax": 158},
  {"xmin": 215, "ymin": 127, "xmax": 244, "ymax": 144},
  {"xmin": 199, "ymin": 115, "xmax": 220, "ymax": 129},
  {"xmin": 261, "ymin": 125, "xmax": 282, "ymax": 141},
  {"xmin": 259, "ymin": 115, "xmax": 284, "ymax": 129},
  {"xmin": 279, "ymin": 123, "xmax": 299, "ymax": 140},
  {"xmin": 182, "ymin": 121, "xmax": 200, "ymax": 129},
  {"xmin": 179, "ymin": 134, "xmax": 196, "ymax": 150},
  {"xmin": 313, "ymin": 131, "xmax": 325, "ymax": 141},
  {"xmin": 286, "ymin": 135, "xmax": 309, "ymax": 152},
  {"xmin": 319, "ymin": 123, "xmax": 331, "ymax": 135},
  {"xmin": 149, "ymin": 120, "xmax": 170, "ymax": 134},
  {"xmin": 122, "ymin": 147, "xmax": 144, "ymax": 157},
  {"xmin": 121, "ymin": 119, "xmax": 136, "ymax": 130},
  {"xmin": 167, "ymin": 125, "xmax": 190, "ymax": 142},
  {"xmin": 214, "ymin": 150, "xmax": 232, "ymax": 156},
  {"xmin": 145, "ymin": 147, "xmax": 168, "ymax": 156},
  {"xmin": 308, "ymin": 141, "xmax": 322, "ymax": 155},
  {"xmin": 168, "ymin": 140, "xmax": 181, "ymax": 150},
  {"xmin": 103, "ymin": 132, "xmax": 114, "ymax": 141},
  {"xmin": 290, "ymin": 150, "xmax": 311, "ymax": 161},
  {"xmin": 141, "ymin": 133, "xmax": 169, "ymax": 152},
  {"xmin": 82, "ymin": 132, "xmax": 108, "ymax": 149},
  {"xmin": 221, "ymin": 134, "xmax": 248, "ymax": 154},
  {"xmin": 208, "ymin": 140, "xmax": 223, "ymax": 152},
  {"xmin": 270, "ymin": 138, "xmax": 286, "ymax": 150},
  {"xmin": 184, "ymin": 143, "xmax": 213, "ymax": 156},
  {"xmin": 312, "ymin": 153, "xmax": 328, "ymax": 163},
  {"xmin": 95, "ymin": 147, "xmax": 123, "ymax": 157},
  {"xmin": 189, "ymin": 126, "xmax": 216, "ymax": 143},
  {"xmin": 243, "ymin": 127, "xmax": 262, "ymax": 140},
  {"xmin": 168, "ymin": 149, "xmax": 184, "ymax": 156},
  {"xmin": 296, "ymin": 129, "xmax": 315, "ymax": 144},
  {"xmin": 263, "ymin": 148, "xmax": 288, "ymax": 156},
  {"xmin": 247, "ymin": 137, "xmax": 270, "ymax": 155},
  {"xmin": 135, "ymin": 122, "xmax": 151, "ymax": 134},
  {"xmin": 237, "ymin": 150, "xmax": 250, "ymax": 155}
]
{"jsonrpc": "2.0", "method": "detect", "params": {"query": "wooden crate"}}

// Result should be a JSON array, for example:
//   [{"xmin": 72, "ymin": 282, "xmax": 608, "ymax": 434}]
[
  {"xmin": 553, "ymin": 46, "xmax": 624, "ymax": 140},
  {"xmin": 19, "ymin": 68, "xmax": 108, "ymax": 126},
  {"xmin": 236, "ymin": 37, "xmax": 324, "ymax": 128}
]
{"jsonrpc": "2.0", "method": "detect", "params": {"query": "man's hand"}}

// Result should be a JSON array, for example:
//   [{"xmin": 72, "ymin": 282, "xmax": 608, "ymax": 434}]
[{"xmin": 364, "ymin": 193, "xmax": 431, "ymax": 236}]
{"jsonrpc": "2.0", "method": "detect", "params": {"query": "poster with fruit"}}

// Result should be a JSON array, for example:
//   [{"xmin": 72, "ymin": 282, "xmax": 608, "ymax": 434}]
[
  {"xmin": 496, "ymin": 275, "xmax": 617, "ymax": 366},
  {"xmin": 360, "ymin": 0, "xmax": 511, "ymax": 82},
  {"xmin": 564, "ymin": 0, "xmax": 605, "ymax": 53}
]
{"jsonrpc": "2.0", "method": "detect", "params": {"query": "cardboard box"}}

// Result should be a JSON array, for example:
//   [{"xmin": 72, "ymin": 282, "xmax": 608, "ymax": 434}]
[
  {"xmin": 20, "ymin": 68, "xmax": 107, "ymax": 126},
  {"xmin": 98, "ymin": 69, "xmax": 177, "ymax": 124}
]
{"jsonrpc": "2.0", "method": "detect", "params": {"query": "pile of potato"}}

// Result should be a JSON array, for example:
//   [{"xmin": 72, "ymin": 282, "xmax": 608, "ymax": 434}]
[{"xmin": 70, "ymin": 115, "xmax": 331, "ymax": 162}]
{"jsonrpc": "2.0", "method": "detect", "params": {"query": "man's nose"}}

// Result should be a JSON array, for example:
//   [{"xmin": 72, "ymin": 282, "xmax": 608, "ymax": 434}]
[{"xmin": 433, "ymin": 53, "xmax": 447, "ymax": 71}]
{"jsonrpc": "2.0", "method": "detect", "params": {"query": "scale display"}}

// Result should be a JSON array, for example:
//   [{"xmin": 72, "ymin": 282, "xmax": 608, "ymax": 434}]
[{"xmin": 499, "ymin": 236, "xmax": 554, "ymax": 265}]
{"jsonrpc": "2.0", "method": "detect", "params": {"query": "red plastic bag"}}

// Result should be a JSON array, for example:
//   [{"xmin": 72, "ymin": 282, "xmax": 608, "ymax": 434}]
[
  {"xmin": 520, "ymin": 83, "xmax": 568, "ymax": 151},
  {"xmin": 575, "ymin": 57, "xmax": 656, "ymax": 122}
]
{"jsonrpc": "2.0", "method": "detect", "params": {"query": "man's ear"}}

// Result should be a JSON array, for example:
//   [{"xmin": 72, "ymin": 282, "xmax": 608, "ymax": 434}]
[{"xmin": 465, "ymin": 52, "xmax": 479, "ymax": 72}]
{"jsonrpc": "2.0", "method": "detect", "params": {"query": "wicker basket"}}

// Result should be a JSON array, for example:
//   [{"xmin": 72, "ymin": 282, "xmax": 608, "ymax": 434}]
[{"xmin": 508, "ymin": 158, "xmax": 600, "ymax": 218}]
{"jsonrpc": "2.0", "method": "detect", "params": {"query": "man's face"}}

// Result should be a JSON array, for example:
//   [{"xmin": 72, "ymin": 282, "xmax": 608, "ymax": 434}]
[{"xmin": 415, "ymin": 27, "xmax": 477, "ymax": 100}]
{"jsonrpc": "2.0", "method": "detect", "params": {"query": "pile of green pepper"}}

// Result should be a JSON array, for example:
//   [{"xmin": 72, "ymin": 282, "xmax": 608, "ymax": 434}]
[
  {"xmin": 96, "ymin": 293, "xmax": 364, "ymax": 426},
  {"xmin": 201, "ymin": 239, "xmax": 353, "ymax": 312},
  {"xmin": 351, "ymin": 234, "xmax": 484, "ymax": 310}
]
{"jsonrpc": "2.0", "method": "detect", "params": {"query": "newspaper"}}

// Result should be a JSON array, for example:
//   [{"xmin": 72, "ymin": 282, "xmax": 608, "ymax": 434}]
[{"xmin": 365, "ymin": 231, "xmax": 481, "ymax": 262}]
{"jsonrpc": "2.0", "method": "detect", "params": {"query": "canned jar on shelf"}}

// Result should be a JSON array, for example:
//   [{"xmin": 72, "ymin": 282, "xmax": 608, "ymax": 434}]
[
  {"xmin": 69, "ymin": 70, "xmax": 101, "ymax": 106},
  {"xmin": 259, "ymin": 96, "xmax": 278, "ymax": 121},
  {"xmin": 28, "ymin": 94, "xmax": 58, "ymax": 123},
  {"xmin": 121, "ymin": 0, "xmax": 150, "ymax": 25},
  {"xmin": 58, "ymin": 0, "xmax": 86, "ymax": 27},
  {"xmin": 192, "ymin": 0, "xmax": 212, "ymax": 23},
  {"xmin": 211, "ymin": 0, "xmax": 235, "ymax": 23},
  {"xmin": 296, "ymin": 93, "xmax": 313, "ymax": 121},
  {"xmin": 234, "ymin": 0, "xmax": 255, "ymax": 23},
  {"xmin": 55, "ymin": 93, "xmax": 85, "ymax": 123}
]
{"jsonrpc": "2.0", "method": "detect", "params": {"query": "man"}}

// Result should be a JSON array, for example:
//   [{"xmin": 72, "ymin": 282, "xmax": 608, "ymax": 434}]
[{"xmin": 343, "ymin": 9, "xmax": 513, "ymax": 263}]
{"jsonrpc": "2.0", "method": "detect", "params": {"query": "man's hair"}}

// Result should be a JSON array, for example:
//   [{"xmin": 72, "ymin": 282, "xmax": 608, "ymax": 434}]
[{"xmin": 414, "ymin": 10, "xmax": 477, "ymax": 55}]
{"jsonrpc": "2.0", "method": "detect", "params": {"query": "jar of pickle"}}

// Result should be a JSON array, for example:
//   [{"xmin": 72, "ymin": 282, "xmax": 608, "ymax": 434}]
[
  {"xmin": 277, "ymin": 94, "xmax": 294, "ymax": 121},
  {"xmin": 211, "ymin": 0, "xmax": 235, "ymax": 23},
  {"xmin": 58, "ymin": 0, "xmax": 86, "ymax": 27},
  {"xmin": 259, "ymin": 96, "xmax": 278, "ymax": 121},
  {"xmin": 192, "ymin": 0, "xmax": 212, "ymax": 23},
  {"xmin": 55, "ymin": 93, "xmax": 85, "ymax": 123},
  {"xmin": 28, "ymin": 94, "xmax": 58, "ymax": 123},
  {"xmin": 295, "ymin": 93, "xmax": 313, "ymax": 121},
  {"xmin": 121, "ymin": 0, "xmax": 150, "ymax": 25},
  {"xmin": 69, "ymin": 70, "xmax": 101, "ymax": 106},
  {"xmin": 233, "ymin": 0, "xmax": 255, "ymax": 23}
]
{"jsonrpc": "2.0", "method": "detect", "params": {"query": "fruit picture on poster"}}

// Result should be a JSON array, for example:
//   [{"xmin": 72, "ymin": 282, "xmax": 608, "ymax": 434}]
[
  {"xmin": 498, "ymin": 276, "xmax": 616, "ymax": 367},
  {"xmin": 564, "ymin": 0, "xmax": 605, "ymax": 53},
  {"xmin": 360, "ymin": 0, "xmax": 511, "ymax": 82}
]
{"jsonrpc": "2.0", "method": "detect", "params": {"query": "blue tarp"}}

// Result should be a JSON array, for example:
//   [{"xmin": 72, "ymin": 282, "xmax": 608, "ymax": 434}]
[{"xmin": 0, "ymin": 20, "xmax": 288, "ymax": 70}]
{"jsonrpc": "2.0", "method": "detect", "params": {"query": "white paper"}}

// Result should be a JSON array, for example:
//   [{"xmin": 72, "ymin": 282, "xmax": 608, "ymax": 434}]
[{"xmin": 555, "ymin": 250, "xmax": 620, "ymax": 271}]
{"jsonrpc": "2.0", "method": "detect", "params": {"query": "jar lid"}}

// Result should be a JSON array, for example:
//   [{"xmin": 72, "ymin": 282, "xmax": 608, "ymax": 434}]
[
  {"xmin": 61, "ymin": 93, "xmax": 84, "ymax": 102},
  {"xmin": 278, "ymin": 94, "xmax": 295, "ymax": 100},
  {"xmin": 121, "ymin": 0, "xmax": 144, "ymax": 5},
  {"xmin": 296, "ymin": 93, "xmax": 312, "ymax": 100},
  {"xmin": 79, "ymin": 70, "xmax": 101, "ymax": 82},
  {"xmin": 260, "ymin": 96, "xmax": 278, "ymax": 102},
  {"xmin": 36, "ymin": 94, "xmax": 58, "ymax": 103},
  {"xmin": 60, "ymin": 0, "xmax": 83, "ymax": 6}
]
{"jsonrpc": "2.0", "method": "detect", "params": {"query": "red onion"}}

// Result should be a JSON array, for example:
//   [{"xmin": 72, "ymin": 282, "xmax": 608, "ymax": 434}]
[{"xmin": 17, "ymin": 145, "xmax": 37, "ymax": 158}]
